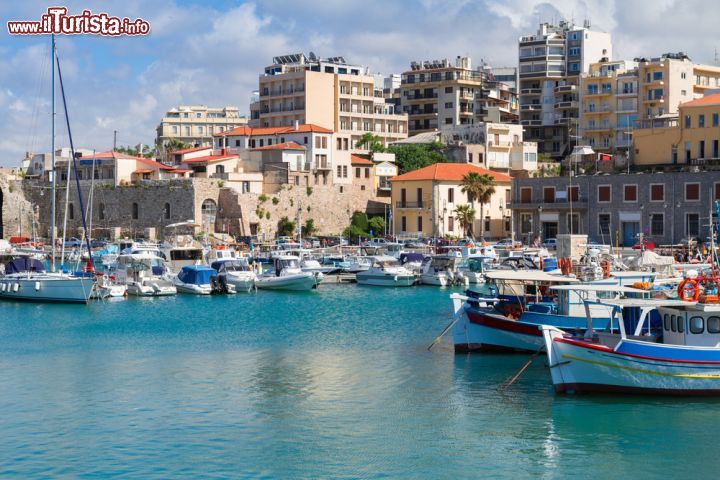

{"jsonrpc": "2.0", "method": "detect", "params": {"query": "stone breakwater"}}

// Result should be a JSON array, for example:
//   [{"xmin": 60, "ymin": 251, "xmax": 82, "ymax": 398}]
[{"xmin": 1, "ymin": 172, "xmax": 388, "ymax": 240}]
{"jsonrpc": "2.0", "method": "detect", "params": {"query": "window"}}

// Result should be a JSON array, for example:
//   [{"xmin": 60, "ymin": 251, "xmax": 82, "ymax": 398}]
[
  {"xmin": 365, "ymin": 168, "xmax": 370, "ymax": 178},
  {"xmin": 445, "ymin": 118, "xmax": 453, "ymax": 124},
  {"xmin": 196, "ymin": 112, "xmax": 201, "ymax": 118},
  {"xmin": 468, "ymin": 153, "xmax": 473, "ymax": 163},
  {"xmin": 599, "ymin": 213, "xmax": 611, "ymax": 235},
  {"xmin": 315, "ymin": 136, "xmax": 321, "ymax": 148},
  {"xmin": 484, "ymin": 216, "xmax": 490, "ymax": 232},
  {"xmin": 201, "ymin": 199, "xmax": 217, "ymax": 222},
  {"xmin": 448, "ymin": 188, "xmax": 454, "ymax": 203},
  {"xmin": 337, "ymin": 166, "xmax": 342, "ymax": 178},
  {"xmin": 708, "ymin": 316, "xmax": 720, "ymax": 333},
  {"xmin": 448, "ymin": 216, "xmax": 454, "ymax": 232},
  {"xmin": 417, "ymin": 216, "xmax": 423, "ymax": 232},
  {"xmin": 259, "ymin": 139, "xmax": 264, "ymax": 147},
  {"xmin": 598, "ymin": 185, "xmax": 611, "ymax": 202},
  {"xmin": 521, "ymin": 187, "xmax": 532, "ymax": 203},
  {"xmin": 445, "ymin": 87, "xmax": 453, "ymax": 93},
  {"xmin": 567, "ymin": 213, "xmax": 579, "ymax": 234},
  {"xmin": 164, "ymin": 203, "xmax": 171, "ymax": 219},
  {"xmin": 685, "ymin": 115, "xmax": 691, "ymax": 128},
  {"xmin": 714, "ymin": 113, "xmax": 719, "ymax": 127},
  {"xmin": 650, "ymin": 184, "xmax": 665, "ymax": 202},
  {"xmin": 686, "ymin": 213, "xmax": 700, "ymax": 236},
  {"xmin": 543, "ymin": 187, "xmax": 555, "ymax": 203},
  {"xmin": 685, "ymin": 183, "xmax": 700, "ymax": 201},
  {"xmin": 99, "ymin": 203, "xmax": 105, "ymax": 220},
  {"xmin": 624, "ymin": 185, "xmax": 637, "ymax": 202},
  {"xmin": 401, "ymin": 216, "xmax": 407, "ymax": 232},
  {"xmin": 671, "ymin": 315, "xmax": 677, "ymax": 332},
  {"xmin": 304, "ymin": 136, "xmax": 308, "ymax": 144},
  {"xmin": 567, "ymin": 186, "xmax": 579, "ymax": 201},
  {"xmin": 185, "ymin": 126, "xmax": 190, "ymax": 136},
  {"xmin": 650, "ymin": 214, "xmax": 664, "ymax": 236},
  {"xmin": 664, "ymin": 314, "xmax": 670, "ymax": 331},
  {"xmin": 699, "ymin": 115, "xmax": 705, "ymax": 128},
  {"xmin": 172, "ymin": 125, "xmax": 178, "ymax": 134},
  {"xmin": 355, "ymin": 167, "xmax": 361, "ymax": 178},
  {"xmin": 444, "ymin": 102, "xmax": 453, "ymax": 108},
  {"xmin": 132, "ymin": 202, "xmax": 139, "ymax": 220},
  {"xmin": 235, "ymin": 140, "xmax": 241, "ymax": 147},
  {"xmin": 343, "ymin": 165, "xmax": 347, "ymax": 177},
  {"xmin": 68, "ymin": 203, "xmax": 74, "ymax": 220},
  {"xmin": 678, "ymin": 315, "xmax": 684, "ymax": 333},
  {"xmin": 690, "ymin": 316, "xmax": 704, "ymax": 334}
]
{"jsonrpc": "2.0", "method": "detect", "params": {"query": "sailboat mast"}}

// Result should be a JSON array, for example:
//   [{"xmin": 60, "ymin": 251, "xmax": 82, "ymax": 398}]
[{"xmin": 50, "ymin": 34, "xmax": 56, "ymax": 272}]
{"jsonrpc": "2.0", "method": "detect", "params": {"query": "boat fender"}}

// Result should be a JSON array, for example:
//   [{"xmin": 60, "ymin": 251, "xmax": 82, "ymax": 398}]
[
  {"xmin": 0, "ymin": 283, "xmax": 5, "ymax": 292},
  {"xmin": 394, "ymin": 275, "xmax": 398, "ymax": 282},
  {"xmin": 152, "ymin": 283, "xmax": 161, "ymax": 292},
  {"xmin": 13, "ymin": 283, "xmax": 19, "ymax": 292},
  {"xmin": 678, "ymin": 278, "xmax": 701, "ymax": 302},
  {"xmin": 35, "ymin": 281, "xmax": 41, "ymax": 291}
]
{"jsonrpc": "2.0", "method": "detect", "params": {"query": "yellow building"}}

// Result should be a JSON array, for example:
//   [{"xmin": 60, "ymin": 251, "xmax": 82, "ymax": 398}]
[
  {"xmin": 390, "ymin": 163, "xmax": 511, "ymax": 239},
  {"xmin": 155, "ymin": 105, "xmax": 247, "ymax": 148},
  {"xmin": 579, "ymin": 60, "xmax": 638, "ymax": 153},
  {"xmin": 634, "ymin": 92, "xmax": 720, "ymax": 166},
  {"xmin": 250, "ymin": 53, "xmax": 408, "ymax": 152}
]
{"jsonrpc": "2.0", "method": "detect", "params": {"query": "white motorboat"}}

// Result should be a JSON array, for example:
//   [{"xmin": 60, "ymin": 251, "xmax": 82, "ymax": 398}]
[
  {"xmin": 113, "ymin": 253, "xmax": 177, "ymax": 296},
  {"xmin": 173, "ymin": 264, "xmax": 236, "ymax": 295},
  {"xmin": 356, "ymin": 255, "xmax": 417, "ymax": 287},
  {"xmin": 210, "ymin": 258, "xmax": 257, "ymax": 292},
  {"xmin": 90, "ymin": 273, "xmax": 127, "ymax": 299},
  {"xmin": 420, "ymin": 255, "xmax": 466, "ymax": 287},
  {"xmin": 339, "ymin": 255, "xmax": 372, "ymax": 273},
  {"xmin": 255, "ymin": 256, "xmax": 320, "ymax": 291},
  {"xmin": 456, "ymin": 256, "xmax": 494, "ymax": 284},
  {"xmin": 0, "ymin": 257, "xmax": 94, "ymax": 304}
]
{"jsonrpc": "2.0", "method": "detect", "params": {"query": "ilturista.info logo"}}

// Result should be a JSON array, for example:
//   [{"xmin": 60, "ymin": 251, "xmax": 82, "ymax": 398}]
[{"xmin": 8, "ymin": 7, "xmax": 150, "ymax": 36}]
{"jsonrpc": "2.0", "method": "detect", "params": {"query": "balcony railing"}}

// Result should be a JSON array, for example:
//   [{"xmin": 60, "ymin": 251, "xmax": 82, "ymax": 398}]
[
  {"xmin": 396, "ymin": 201, "xmax": 424, "ymax": 208},
  {"xmin": 510, "ymin": 197, "xmax": 588, "ymax": 209}
]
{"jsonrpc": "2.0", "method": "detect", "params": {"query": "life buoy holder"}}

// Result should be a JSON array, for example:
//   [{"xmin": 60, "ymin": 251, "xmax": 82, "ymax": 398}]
[{"xmin": 678, "ymin": 278, "xmax": 701, "ymax": 302}]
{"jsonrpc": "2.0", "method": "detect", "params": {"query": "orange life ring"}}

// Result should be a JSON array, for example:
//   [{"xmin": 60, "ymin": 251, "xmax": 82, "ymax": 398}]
[
  {"xmin": 559, "ymin": 257, "xmax": 573, "ymax": 276},
  {"xmin": 678, "ymin": 278, "xmax": 701, "ymax": 302}
]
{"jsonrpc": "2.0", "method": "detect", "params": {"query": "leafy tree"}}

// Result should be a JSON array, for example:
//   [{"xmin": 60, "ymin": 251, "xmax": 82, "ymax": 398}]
[
  {"xmin": 350, "ymin": 211, "xmax": 369, "ymax": 232},
  {"xmin": 453, "ymin": 204, "xmax": 476, "ymax": 238},
  {"xmin": 368, "ymin": 216, "xmax": 385, "ymax": 236},
  {"xmin": 277, "ymin": 216, "xmax": 296, "ymax": 237},
  {"xmin": 343, "ymin": 224, "xmax": 366, "ymax": 239},
  {"xmin": 355, "ymin": 133, "xmax": 385, "ymax": 153},
  {"xmin": 301, "ymin": 219, "xmax": 317, "ymax": 237},
  {"xmin": 387, "ymin": 143, "xmax": 447, "ymax": 174}
]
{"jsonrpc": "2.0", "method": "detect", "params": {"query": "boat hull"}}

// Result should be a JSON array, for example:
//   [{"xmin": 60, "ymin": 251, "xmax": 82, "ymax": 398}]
[
  {"xmin": 356, "ymin": 273, "xmax": 416, "ymax": 287},
  {"xmin": 127, "ymin": 281, "xmax": 176, "ymax": 296},
  {"xmin": 0, "ymin": 275, "xmax": 93, "ymax": 304},
  {"xmin": 543, "ymin": 329, "xmax": 720, "ymax": 395},
  {"xmin": 453, "ymin": 310, "xmax": 544, "ymax": 353},
  {"xmin": 255, "ymin": 273, "xmax": 318, "ymax": 291}
]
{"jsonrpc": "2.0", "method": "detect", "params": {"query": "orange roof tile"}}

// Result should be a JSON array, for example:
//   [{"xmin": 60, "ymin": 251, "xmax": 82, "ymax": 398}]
[
  {"xmin": 681, "ymin": 93, "xmax": 720, "ymax": 107},
  {"xmin": 389, "ymin": 163, "xmax": 512, "ymax": 182},
  {"xmin": 252, "ymin": 141, "xmax": 305, "ymax": 151},
  {"xmin": 182, "ymin": 154, "xmax": 237, "ymax": 164},
  {"xmin": 133, "ymin": 169, "xmax": 154, "ymax": 174},
  {"xmin": 214, "ymin": 124, "xmax": 333, "ymax": 137},
  {"xmin": 350, "ymin": 154, "xmax": 373, "ymax": 165},
  {"xmin": 172, "ymin": 146, "xmax": 212, "ymax": 154}
]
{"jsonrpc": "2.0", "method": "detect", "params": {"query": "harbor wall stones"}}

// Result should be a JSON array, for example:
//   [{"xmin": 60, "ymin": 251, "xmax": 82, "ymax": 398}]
[{"xmin": 7, "ymin": 175, "xmax": 387, "ymax": 240}]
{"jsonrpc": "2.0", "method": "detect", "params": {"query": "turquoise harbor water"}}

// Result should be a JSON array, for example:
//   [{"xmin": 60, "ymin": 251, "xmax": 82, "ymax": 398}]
[{"xmin": 2, "ymin": 285, "xmax": 720, "ymax": 478}]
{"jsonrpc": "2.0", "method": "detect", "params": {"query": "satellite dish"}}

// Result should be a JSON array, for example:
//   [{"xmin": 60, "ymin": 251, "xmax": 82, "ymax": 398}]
[{"xmin": 308, "ymin": 51, "xmax": 317, "ymax": 61}]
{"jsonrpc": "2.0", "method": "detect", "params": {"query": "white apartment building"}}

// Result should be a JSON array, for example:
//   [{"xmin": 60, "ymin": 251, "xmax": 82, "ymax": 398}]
[
  {"xmin": 155, "ymin": 105, "xmax": 248, "ymax": 148},
  {"xmin": 518, "ymin": 21, "xmax": 612, "ymax": 158}
]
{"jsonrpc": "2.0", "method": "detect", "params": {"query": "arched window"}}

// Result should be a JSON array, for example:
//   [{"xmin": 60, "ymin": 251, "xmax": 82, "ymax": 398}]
[
  {"xmin": 68, "ymin": 203, "xmax": 74, "ymax": 220},
  {"xmin": 164, "ymin": 203, "xmax": 171, "ymax": 219},
  {"xmin": 132, "ymin": 202, "xmax": 139, "ymax": 220},
  {"xmin": 99, "ymin": 203, "xmax": 105, "ymax": 220},
  {"xmin": 201, "ymin": 199, "xmax": 217, "ymax": 224},
  {"xmin": 216, "ymin": 164, "xmax": 225, "ymax": 174}
]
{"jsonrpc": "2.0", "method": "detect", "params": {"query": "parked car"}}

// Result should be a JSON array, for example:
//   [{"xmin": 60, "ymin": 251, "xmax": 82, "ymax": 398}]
[
  {"xmin": 90, "ymin": 239, "xmax": 107, "ymax": 248},
  {"xmin": 541, "ymin": 238, "xmax": 557, "ymax": 250},
  {"xmin": 62, "ymin": 237, "xmax": 82, "ymax": 248},
  {"xmin": 362, "ymin": 238, "xmax": 390, "ymax": 248},
  {"xmin": 494, "ymin": 238, "xmax": 521, "ymax": 248}
]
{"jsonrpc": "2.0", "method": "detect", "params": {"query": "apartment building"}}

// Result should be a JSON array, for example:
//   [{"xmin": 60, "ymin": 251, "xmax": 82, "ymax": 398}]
[
  {"xmin": 634, "ymin": 92, "xmax": 720, "ymax": 166},
  {"xmin": 518, "ymin": 21, "xmax": 612, "ymax": 158},
  {"xmin": 579, "ymin": 60, "xmax": 639, "ymax": 153},
  {"xmin": 399, "ymin": 57, "xmax": 517, "ymax": 135},
  {"xmin": 390, "ymin": 163, "xmax": 512, "ymax": 239},
  {"xmin": 249, "ymin": 53, "xmax": 407, "ymax": 151},
  {"xmin": 440, "ymin": 123, "xmax": 538, "ymax": 173},
  {"xmin": 511, "ymin": 171, "xmax": 720, "ymax": 246},
  {"xmin": 637, "ymin": 52, "xmax": 720, "ymax": 120},
  {"xmin": 155, "ymin": 105, "xmax": 247, "ymax": 148}
]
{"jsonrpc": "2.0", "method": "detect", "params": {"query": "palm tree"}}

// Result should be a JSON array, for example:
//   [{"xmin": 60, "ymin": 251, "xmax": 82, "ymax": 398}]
[
  {"xmin": 461, "ymin": 172, "xmax": 496, "ymax": 241},
  {"xmin": 453, "ymin": 205, "xmax": 476, "ymax": 238}
]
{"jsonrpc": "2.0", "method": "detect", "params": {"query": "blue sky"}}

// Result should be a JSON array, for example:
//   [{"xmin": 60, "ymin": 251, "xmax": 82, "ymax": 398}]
[{"xmin": 0, "ymin": 0, "xmax": 717, "ymax": 165}]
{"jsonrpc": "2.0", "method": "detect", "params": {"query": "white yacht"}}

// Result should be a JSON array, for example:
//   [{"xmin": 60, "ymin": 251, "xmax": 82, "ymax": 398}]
[
  {"xmin": 0, "ymin": 257, "xmax": 94, "ymax": 304},
  {"xmin": 255, "ymin": 256, "xmax": 320, "ymax": 291},
  {"xmin": 420, "ymin": 255, "xmax": 466, "ymax": 287},
  {"xmin": 211, "ymin": 258, "xmax": 257, "ymax": 292},
  {"xmin": 113, "ymin": 253, "xmax": 176, "ymax": 296},
  {"xmin": 356, "ymin": 256, "xmax": 417, "ymax": 287},
  {"xmin": 340, "ymin": 255, "xmax": 372, "ymax": 273},
  {"xmin": 456, "ymin": 256, "xmax": 494, "ymax": 284}
]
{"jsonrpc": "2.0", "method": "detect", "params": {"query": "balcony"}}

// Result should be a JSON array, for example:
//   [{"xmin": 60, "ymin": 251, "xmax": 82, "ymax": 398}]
[
  {"xmin": 554, "ymin": 117, "xmax": 575, "ymax": 125},
  {"xmin": 583, "ymin": 106, "xmax": 611, "ymax": 114},
  {"xmin": 643, "ymin": 96, "xmax": 665, "ymax": 104},
  {"xmin": 396, "ymin": 201, "xmax": 424, "ymax": 209},
  {"xmin": 404, "ymin": 92, "xmax": 438, "ymax": 100},
  {"xmin": 459, "ymin": 91, "xmax": 475, "ymax": 100},
  {"xmin": 554, "ymin": 101, "xmax": 578, "ymax": 110},
  {"xmin": 585, "ymin": 89, "xmax": 613, "ymax": 97},
  {"xmin": 616, "ymin": 89, "xmax": 636, "ymax": 97},
  {"xmin": 644, "ymin": 78, "xmax": 665, "ymax": 87},
  {"xmin": 521, "ymin": 119, "xmax": 543, "ymax": 126},
  {"xmin": 510, "ymin": 197, "xmax": 588, "ymax": 210},
  {"xmin": 521, "ymin": 104, "xmax": 542, "ymax": 111},
  {"xmin": 520, "ymin": 88, "xmax": 542, "ymax": 95},
  {"xmin": 583, "ymin": 125, "xmax": 612, "ymax": 133},
  {"xmin": 554, "ymin": 85, "xmax": 577, "ymax": 94},
  {"xmin": 488, "ymin": 140, "xmax": 512, "ymax": 149}
]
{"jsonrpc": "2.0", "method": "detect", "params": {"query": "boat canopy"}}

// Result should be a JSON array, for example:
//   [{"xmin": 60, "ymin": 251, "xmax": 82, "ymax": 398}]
[
  {"xmin": 400, "ymin": 252, "xmax": 425, "ymax": 264},
  {"xmin": 211, "ymin": 259, "xmax": 250, "ymax": 272},
  {"xmin": 5, "ymin": 257, "xmax": 45, "ymax": 274},
  {"xmin": 485, "ymin": 270, "xmax": 578, "ymax": 283},
  {"xmin": 178, "ymin": 265, "xmax": 215, "ymax": 285}
]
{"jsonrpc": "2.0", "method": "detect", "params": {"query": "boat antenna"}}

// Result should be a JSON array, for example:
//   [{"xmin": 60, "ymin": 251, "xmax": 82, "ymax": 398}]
[
  {"xmin": 55, "ymin": 48, "xmax": 94, "ymax": 271},
  {"xmin": 50, "ymin": 34, "xmax": 57, "ymax": 272}
]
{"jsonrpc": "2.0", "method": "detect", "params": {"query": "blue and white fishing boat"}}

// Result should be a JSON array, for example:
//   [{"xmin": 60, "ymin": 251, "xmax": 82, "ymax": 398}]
[
  {"xmin": 449, "ymin": 270, "xmax": 652, "ymax": 353},
  {"xmin": 174, "ymin": 264, "xmax": 236, "ymax": 295},
  {"xmin": 542, "ymin": 296, "xmax": 720, "ymax": 395}
]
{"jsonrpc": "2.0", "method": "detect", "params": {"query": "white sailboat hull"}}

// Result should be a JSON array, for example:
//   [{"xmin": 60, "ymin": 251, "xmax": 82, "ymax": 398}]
[
  {"xmin": 255, "ymin": 273, "xmax": 318, "ymax": 291},
  {"xmin": 0, "ymin": 274, "xmax": 93, "ymax": 303}
]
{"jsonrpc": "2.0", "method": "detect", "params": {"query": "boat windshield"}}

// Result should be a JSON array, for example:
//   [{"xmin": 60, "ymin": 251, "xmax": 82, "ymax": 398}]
[
  {"xmin": 376, "ymin": 259, "xmax": 400, "ymax": 268},
  {"xmin": 171, "ymin": 249, "xmax": 203, "ymax": 261},
  {"xmin": 220, "ymin": 260, "xmax": 250, "ymax": 272}
]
